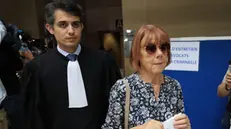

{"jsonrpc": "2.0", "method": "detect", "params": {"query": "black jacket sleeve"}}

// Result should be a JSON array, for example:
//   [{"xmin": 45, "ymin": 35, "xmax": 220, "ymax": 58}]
[
  {"xmin": 21, "ymin": 60, "xmax": 46, "ymax": 129},
  {"xmin": 99, "ymin": 52, "xmax": 122, "ymax": 127}
]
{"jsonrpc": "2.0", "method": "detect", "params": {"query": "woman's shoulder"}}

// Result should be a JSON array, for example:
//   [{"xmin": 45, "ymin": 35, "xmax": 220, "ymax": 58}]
[
  {"xmin": 164, "ymin": 75, "xmax": 182, "ymax": 89},
  {"xmin": 110, "ymin": 73, "xmax": 137, "ymax": 92}
]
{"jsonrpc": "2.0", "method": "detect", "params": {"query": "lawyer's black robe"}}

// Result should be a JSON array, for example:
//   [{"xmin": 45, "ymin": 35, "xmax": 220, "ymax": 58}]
[{"xmin": 21, "ymin": 45, "xmax": 121, "ymax": 129}]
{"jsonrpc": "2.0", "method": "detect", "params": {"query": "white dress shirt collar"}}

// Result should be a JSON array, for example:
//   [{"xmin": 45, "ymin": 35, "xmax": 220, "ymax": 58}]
[{"xmin": 57, "ymin": 44, "xmax": 81, "ymax": 57}]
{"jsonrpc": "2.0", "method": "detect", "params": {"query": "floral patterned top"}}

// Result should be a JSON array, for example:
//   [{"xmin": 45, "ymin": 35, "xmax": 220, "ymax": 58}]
[{"xmin": 102, "ymin": 73, "xmax": 185, "ymax": 129}]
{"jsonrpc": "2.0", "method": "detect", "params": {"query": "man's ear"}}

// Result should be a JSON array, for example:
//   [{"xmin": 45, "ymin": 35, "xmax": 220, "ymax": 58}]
[
  {"xmin": 45, "ymin": 23, "xmax": 54, "ymax": 34},
  {"xmin": 81, "ymin": 23, "xmax": 84, "ymax": 30}
]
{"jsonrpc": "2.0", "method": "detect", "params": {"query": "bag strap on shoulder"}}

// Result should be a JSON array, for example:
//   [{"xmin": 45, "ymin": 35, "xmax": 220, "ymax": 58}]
[{"xmin": 124, "ymin": 79, "xmax": 130, "ymax": 129}]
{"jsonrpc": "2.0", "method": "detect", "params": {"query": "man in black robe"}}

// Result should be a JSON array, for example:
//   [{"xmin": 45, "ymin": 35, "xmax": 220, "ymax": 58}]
[{"xmin": 21, "ymin": 1, "xmax": 121, "ymax": 129}]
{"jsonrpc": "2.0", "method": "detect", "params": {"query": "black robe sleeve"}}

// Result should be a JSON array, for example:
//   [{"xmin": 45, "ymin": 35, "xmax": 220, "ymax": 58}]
[
  {"xmin": 99, "ymin": 52, "xmax": 122, "ymax": 126},
  {"xmin": 21, "ymin": 60, "xmax": 46, "ymax": 129},
  {"xmin": 103, "ymin": 53, "xmax": 122, "ymax": 96}
]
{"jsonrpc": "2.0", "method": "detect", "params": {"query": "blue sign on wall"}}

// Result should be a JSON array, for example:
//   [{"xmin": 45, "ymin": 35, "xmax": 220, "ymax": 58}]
[{"xmin": 164, "ymin": 39, "xmax": 231, "ymax": 129}]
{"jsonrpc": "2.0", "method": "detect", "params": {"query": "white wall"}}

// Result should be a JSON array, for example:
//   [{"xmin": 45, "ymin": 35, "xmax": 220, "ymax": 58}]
[{"xmin": 122, "ymin": 0, "xmax": 231, "ymax": 37}]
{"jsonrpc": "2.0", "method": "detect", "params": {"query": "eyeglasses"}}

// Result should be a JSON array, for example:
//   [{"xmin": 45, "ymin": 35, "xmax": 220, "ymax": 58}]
[{"xmin": 145, "ymin": 43, "xmax": 170, "ymax": 54}]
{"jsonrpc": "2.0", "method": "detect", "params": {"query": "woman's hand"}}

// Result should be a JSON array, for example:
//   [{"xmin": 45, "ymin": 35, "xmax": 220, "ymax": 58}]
[
  {"xmin": 174, "ymin": 114, "xmax": 191, "ymax": 129},
  {"xmin": 131, "ymin": 120, "xmax": 164, "ymax": 129}
]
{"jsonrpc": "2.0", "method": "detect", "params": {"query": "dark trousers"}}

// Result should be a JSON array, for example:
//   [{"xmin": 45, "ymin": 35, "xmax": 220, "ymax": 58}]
[{"xmin": 1, "ymin": 95, "xmax": 23, "ymax": 129}]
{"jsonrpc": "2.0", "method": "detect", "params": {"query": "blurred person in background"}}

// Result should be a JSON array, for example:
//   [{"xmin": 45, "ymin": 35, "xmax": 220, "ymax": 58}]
[
  {"xmin": 217, "ymin": 64, "xmax": 231, "ymax": 97},
  {"xmin": 0, "ymin": 19, "xmax": 23, "ymax": 129},
  {"xmin": 217, "ymin": 62, "xmax": 231, "ymax": 128}
]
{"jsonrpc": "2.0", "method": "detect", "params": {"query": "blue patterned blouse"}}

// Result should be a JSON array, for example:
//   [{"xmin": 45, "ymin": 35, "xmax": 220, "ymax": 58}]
[{"xmin": 102, "ymin": 73, "xmax": 185, "ymax": 129}]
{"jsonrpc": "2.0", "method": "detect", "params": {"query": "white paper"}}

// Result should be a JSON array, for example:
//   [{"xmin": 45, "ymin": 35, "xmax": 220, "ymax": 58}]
[
  {"xmin": 162, "ymin": 113, "xmax": 182, "ymax": 129},
  {"xmin": 165, "ymin": 42, "xmax": 200, "ymax": 72},
  {"xmin": 67, "ymin": 60, "xmax": 88, "ymax": 108},
  {"xmin": 162, "ymin": 116, "xmax": 175, "ymax": 129}
]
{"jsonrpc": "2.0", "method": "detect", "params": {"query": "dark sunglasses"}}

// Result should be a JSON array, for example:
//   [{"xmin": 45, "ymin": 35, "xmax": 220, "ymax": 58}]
[{"xmin": 145, "ymin": 43, "xmax": 170, "ymax": 54}]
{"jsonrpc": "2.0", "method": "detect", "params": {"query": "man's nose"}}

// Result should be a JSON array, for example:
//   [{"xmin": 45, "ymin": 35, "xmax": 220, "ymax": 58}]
[{"xmin": 67, "ymin": 25, "xmax": 74, "ymax": 34}]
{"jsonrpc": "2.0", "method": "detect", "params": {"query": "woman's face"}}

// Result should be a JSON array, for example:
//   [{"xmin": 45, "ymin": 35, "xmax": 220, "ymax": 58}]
[{"xmin": 139, "ymin": 40, "xmax": 169, "ymax": 74}]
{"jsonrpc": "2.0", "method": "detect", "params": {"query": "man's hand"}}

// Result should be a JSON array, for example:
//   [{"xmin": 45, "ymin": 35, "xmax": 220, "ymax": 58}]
[{"xmin": 21, "ymin": 50, "xmax": 34, "ymax": 60}]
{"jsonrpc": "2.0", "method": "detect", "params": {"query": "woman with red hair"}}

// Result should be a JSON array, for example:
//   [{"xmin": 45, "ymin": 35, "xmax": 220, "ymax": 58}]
[{"xmin": 102, "ymin": 24, "xmax": 191, "ymax": 129}]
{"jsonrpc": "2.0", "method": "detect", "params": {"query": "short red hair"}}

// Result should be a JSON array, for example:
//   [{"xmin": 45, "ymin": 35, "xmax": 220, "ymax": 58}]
[{"xmin": 130, "ymin": 24, "xmax": 171, "ymax": 71}]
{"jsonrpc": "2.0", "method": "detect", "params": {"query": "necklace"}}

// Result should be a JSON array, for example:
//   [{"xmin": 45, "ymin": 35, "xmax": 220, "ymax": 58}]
[
  {"xmin": 152, "ymin": 74, "xmax": 164, "ymax": 86},
  {"xmin": 152, "ymin": 75, "xmax": 164, "ymax": 97}
]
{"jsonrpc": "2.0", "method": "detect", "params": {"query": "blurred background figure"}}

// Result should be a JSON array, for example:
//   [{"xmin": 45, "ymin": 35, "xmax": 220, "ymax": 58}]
[
  {"xmin": 0, "ymin": 19, "xmax": 24, "ymax": 129},
  {"xmin": 217, "ymin": 61, "xmax": 231, "ymax": 128}
]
